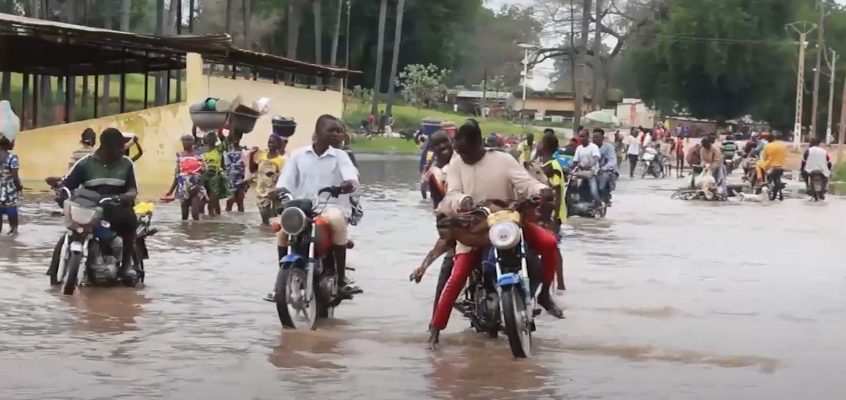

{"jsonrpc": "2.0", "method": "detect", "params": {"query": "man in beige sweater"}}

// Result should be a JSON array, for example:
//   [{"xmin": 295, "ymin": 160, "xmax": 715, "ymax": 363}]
[{"xmin": 429, "ymin": 120, "xmax": 564, "ymax": 349}]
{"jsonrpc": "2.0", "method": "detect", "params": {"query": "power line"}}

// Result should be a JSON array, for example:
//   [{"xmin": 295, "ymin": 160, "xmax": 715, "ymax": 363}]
[{"xmin": 655, "ymin": 34, "xmax": 800, "ymax": 46}]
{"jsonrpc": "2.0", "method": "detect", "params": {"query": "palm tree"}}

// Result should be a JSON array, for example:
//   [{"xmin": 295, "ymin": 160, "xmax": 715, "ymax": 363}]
[
  {"xmin": 330, "ymin": 0, "xmax": 343, "ymax": 66},
  {"xmin": 242, "ymin": 0, "xmax": 251, "ymax": 47},
  {"xmin": 371, "ymin": 0, "xmax": 387, "ymax": 115},
  {"xmin": 385, "ymin": 0, "xmax": 406, "ymax": 115}
]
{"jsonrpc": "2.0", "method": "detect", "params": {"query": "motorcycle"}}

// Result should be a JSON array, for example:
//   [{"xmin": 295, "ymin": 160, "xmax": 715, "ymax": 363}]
[
  {"xmin": 453, "ymin": 199, "xmax": 543, "ymax": 358},
  {"xmin": 47, "ymin": 188, "xmax": 156, "ymax": 295},
  {"xmin": 807, "ymin": 170, "xmax": 827, "ymax": 201},
  {"xmin": 565, "ymin": 168, "xmax": 607, "ymax": 218},
  {"xmin": 672, "ymin": 165, "xmax": 727, "ymax": 201},
  {"xmin": 641, "ymin": 147, "xmax": 666, "ymax": 179},
  {"xmin": 760, "ymin": 168, "xmax": 785, "ymax": 201},
  {"xmin": 741, "ymin": 155, "xmax": 758, "ymax": 184},
  {"xmin": 272, "ymin": 186, "xmax": 357, "ymax": 330}
]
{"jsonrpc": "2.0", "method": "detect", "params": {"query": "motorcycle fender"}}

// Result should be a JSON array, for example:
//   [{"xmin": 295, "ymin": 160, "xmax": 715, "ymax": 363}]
[
  {"xmin": 497, "ymin": 272, "xmax": 521, "ymax": 287},
  {"xmin": 280, "ymin": 253, "xmax": 305, "ymax": 268}
]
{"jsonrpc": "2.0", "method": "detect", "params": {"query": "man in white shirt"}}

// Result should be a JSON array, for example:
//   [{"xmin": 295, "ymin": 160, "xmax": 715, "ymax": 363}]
[
  {"xmin": 572, "ymin": 131, "xmax": 602, "ymax": 205},
  {"xmin": 275, "ymin": 114, "xmax": 360, "ymax": 293},
  {"xmin": 801, "ymin": 137, "xmax": 832, "ymax": 196},
  {"xmin": 624, "ymin": 129, "xmax": 642, "ymax": 177}
]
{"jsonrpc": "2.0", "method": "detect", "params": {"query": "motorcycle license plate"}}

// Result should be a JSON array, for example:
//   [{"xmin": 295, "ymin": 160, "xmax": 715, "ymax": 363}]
[{"xmin": 70, "ymin": 242, "xmax": 83, "ymax": 252}]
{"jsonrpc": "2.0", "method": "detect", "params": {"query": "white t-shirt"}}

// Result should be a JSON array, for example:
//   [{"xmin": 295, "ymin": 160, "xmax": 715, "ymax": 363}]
[
  {"xmin": 804, "ymin": 146, "xmax": 831, "ymax": 177},
  {"xmin": 574, "ymin": 143, "xmax": 601, "ymax": 169},
  {"xmin": 625, "ymin": 135, "xmax": 641, "ymax": 155}
]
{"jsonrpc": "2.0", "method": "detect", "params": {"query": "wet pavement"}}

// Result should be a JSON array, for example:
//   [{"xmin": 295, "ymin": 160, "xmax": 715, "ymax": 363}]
[{"xmin": 1, "ymin": 157, "xmax": 845, "ymax": 400}]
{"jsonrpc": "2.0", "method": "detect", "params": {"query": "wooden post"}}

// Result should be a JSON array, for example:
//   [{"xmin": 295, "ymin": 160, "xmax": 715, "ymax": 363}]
[
  {"xmin": 21, "ymin": 73, "xmax": 30, "ymax": 129},
  {"xmin": 166, "ymin": 69, "xmax": 172, "ymax": 104},
  {"xmin": 93, "ymin": 74, "xmax": 99, "ymax": 118},
  {"xmin": 64, "ymin": 73, "xmax": 72, "ymax": 123},
  {"xmin": 30, "ymin": 75, "xmax": 41, "ymax": 128},
  {"xmin": 119, "ymin": 72, "xmax": 127, "ymax": 114}
]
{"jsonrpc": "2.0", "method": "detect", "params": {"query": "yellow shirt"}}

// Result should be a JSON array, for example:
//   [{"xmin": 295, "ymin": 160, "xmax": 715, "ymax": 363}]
[
  {"xmin": 543, "ymin": 159, "xmax": 567, "ymax": 222},
  {"xmin": 517, "ymin": 141, "xmax": 533, "ymax": 163},
  {"xmin": 255, "ymin": 150, "xmax": 285, "ymax": 170},
  {"xmin": 762, "ymin": 141, "xmax": 788, "ymax": 168}
]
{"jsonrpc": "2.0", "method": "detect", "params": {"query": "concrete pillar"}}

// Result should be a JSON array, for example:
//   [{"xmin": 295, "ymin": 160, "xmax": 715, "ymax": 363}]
[{"xmin": 185, "ymin": 52, "xmax": 205, "ymax": 104}]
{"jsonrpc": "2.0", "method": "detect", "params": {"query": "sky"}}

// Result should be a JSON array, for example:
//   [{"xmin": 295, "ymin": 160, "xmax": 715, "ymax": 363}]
[{"xmin": 485, "ymin": 0, "xmax": 554, "ymax": 90}]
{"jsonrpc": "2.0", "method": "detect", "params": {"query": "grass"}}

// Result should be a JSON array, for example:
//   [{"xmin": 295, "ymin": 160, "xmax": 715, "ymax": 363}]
[
  {"xmin": 833, "ymin": 161, "xmax": 846, "ymax": 182},
  {"xmin": 349, "ymin": 137, "xmax": 420, "ymax": 154},
  {"xmin": 343, "ymin": 102, "xmax": 543, "ymax": 137},
  {"xmin": 2, "ymin": 72, "xmax": 186, "ymax": 126}
]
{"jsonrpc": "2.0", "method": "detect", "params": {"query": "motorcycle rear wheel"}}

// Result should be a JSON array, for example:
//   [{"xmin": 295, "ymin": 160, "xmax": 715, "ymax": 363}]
[
  {"xmin": 501, "ymin": 286, "xmax": 532, "ymax": 358},
  {"xmin": 62, "ymin": 253, "xmax": 82, "ymax": 295}
]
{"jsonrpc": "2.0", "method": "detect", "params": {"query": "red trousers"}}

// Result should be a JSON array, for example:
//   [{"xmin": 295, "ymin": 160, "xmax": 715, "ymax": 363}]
[{"xmin": 430, "ymin": 222, "xmax": 559, "ymax": 330}]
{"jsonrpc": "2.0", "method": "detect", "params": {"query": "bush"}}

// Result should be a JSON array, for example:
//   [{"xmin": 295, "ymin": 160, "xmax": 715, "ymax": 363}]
[{"xmin": 833, "ymin": 161, "xmax": 846, "ymax": 182}]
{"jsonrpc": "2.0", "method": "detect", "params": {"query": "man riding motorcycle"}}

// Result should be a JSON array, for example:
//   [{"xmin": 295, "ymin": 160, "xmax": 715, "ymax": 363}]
[
  {"xmin": 801, "ymin": 137, "xmax": 832, "ymax": 195},
  {"xmin": 60, "ymin": 128, "xmax": 139, "ymax": 282},
  {"xmin": 572, "ymin": 130, "xmax": 602, "ymax": 206},
  {"xmin": 753, "ymin": 132, "xmax": 787, "ymax": 189},
  {"xmin": 593, "ymin": 128, "xmax": 618, "ymax": 204},
  {"xmin": 273, "ymin": 114, "xmax": 360, "ymax": 295},
  {"xmin": 427, "ymin": 120, "xmax": 563, "ymax": 349}
]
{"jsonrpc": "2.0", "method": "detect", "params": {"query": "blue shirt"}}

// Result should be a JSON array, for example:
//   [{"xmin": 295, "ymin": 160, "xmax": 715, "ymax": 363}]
[{"xmin": 599, "ymin": 143, "xmax": 618, "ymax": 170}]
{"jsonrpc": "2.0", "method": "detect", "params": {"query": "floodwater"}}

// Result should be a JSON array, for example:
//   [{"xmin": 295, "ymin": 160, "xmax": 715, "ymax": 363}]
[{"xmin": 1, "ymin": 156, "xmax": 845, "ymax": 400}]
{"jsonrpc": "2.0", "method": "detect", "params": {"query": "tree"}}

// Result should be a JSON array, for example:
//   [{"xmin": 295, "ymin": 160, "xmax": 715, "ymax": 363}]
[
  {"xmin": 385, "ymin": 0, "xmax": 406, "ymax": 115},
  {"xmin": 629, "ymin": 0, "xmax": 801, "ymax": 126},
  {"xmin": 330, "ymin": 0, "xmax": 343, "ymax": 66},
  {"xmin": 534, "ymin": 0, "xmax": 663, "ymax": 126},
  {"xmin": 370, "ymin": 0, "xmax": 387, "ymax": 115},
  {"xmin": 397, "ymin": 63, "xmax": 449, "ymax": 108}
]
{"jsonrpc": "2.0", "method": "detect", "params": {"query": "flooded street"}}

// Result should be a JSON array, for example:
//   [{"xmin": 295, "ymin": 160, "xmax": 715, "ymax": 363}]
[{"xmin": 2, "ymin": 156, "xmax": 845, "ymax": 400}]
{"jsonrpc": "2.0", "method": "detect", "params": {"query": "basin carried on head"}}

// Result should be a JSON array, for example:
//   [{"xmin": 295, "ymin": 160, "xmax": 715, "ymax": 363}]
[
  {"xmin": 229, "ymin": 104, "xmax": 261, "ymax": 134},
  {"xmin": 189, "ymin": 101, "xmax": 228, "ymax": 130},
  {"xmin": 272, "ymin": 116, "xmax": 297, "ymax": 138}
]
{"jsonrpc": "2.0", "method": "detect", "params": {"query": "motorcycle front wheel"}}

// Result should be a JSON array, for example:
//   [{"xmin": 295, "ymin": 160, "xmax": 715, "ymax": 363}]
[
  {"xmin": 275, "ymin": 266, "xmax": 319, "ymax": 330},
  {"xmin": 62, "ymin": 252, "xmax": 82, "ymax": 295},
  {"xmin": 501, "ymin": 286, "xmax": 532, "ymax": 358},
  {"xmin": 48, "ymin": 236, "xmax": 65, "ymax": 286}
]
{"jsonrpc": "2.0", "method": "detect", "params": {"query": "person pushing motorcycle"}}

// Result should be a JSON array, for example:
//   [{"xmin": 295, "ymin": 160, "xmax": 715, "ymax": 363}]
[
  {"xmin": 61, "ymin": 128, "xmax": 139, "ymax": 282},
  {"xmin": 427, "ymin": 120, "xmax": 564, "ymax": 349}
]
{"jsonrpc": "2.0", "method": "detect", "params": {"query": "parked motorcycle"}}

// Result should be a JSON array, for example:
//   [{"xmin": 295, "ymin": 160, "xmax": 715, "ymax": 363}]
[
  {"xmin": 672, "ymin": 166, "xmax": 727, "ymax": 201},
  {"xmin": 565, "ymin": 169, "xmax": 607, "ymax": 218},
  {"xmin": 47, "ymin": 188, "xmax": 155, "ymax": 295},
  {"xmin": 641, "ymin": 147, "xmax": 666, "ymax": 179},
  {"xmin": 807, "ymin": 170, "xmax": 827, "ymax": 201},
  {"xmin": 272, "ymin": 187, "xmax": 357, "ymax": 330}
]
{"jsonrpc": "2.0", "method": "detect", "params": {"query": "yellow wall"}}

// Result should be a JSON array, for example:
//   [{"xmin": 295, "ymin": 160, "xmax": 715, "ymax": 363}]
[
  {"xmin": 17, "ymin": 103, "xmax": 191, "ymax": 189},
  {"xmin": 199, "ymin": 75, "xmax": 343, "ymax": 152},
  {"xmin": 15, "ymin": 52, "xmax": 343, "ymax": 191}
]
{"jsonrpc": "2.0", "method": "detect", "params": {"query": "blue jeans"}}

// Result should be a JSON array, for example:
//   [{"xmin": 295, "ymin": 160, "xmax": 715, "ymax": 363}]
[{"xmin": 712, "ymin": 164, "xmax": 727, "ymax": 193}]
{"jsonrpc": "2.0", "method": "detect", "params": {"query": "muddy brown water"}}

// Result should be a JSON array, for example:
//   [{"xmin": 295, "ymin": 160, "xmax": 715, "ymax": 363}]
[{"xmin": 1, "ymin": 156, "xmax": 845, "ymax": 399}]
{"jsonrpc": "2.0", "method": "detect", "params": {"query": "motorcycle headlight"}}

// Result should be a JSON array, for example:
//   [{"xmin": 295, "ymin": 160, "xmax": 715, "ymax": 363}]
[
  {"xmin": 67, "ymin": 201, "xmax": 97, "ymax": 225},
  {"xmin": 280, "ymin": 207, "xmax": 307, "ymax": 235},
  {"xmin": 488, "ymin": 221, "xmax": 521, "ymax": 250}
]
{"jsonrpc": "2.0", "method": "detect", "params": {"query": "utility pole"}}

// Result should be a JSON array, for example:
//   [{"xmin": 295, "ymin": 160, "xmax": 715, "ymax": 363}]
[
  {"xmin": 839, "ymin": 65, "xmax": 846, "ymax": 161},
  {"xmin": 825, "ymin": 48, "xmax": 836, "ymax": 144},
  {"xmin": 811, "ymin": 0, "xmax": 826, "ymax": 143},
  {"xmin": 788, "ymin": 21, "xmax": 817, "ymax": 150}
]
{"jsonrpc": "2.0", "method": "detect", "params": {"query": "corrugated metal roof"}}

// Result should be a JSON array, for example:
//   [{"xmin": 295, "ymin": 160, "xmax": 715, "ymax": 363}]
[{"xmin": 0, "ymin": 13, "xmax": 358, "ymax": 77}]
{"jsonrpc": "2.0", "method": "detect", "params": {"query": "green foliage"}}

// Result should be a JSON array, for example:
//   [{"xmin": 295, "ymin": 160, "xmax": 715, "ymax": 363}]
[
  {"xmin": 629, "ymin": 0, "xmax": 801, "ymax": 124},
  {"xmin": 397, "ymin": 64, "xmax": 450, "ymax": 108},
  {"xmin": 833, "ymin": 161, "xmax": 846, "ymax": 182}
]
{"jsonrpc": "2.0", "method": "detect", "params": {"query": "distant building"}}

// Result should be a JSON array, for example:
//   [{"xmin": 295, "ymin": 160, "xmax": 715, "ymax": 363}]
[
  {"xmin": 616, "ymin": 98, "xmax": 656, "ymax": 129},
  {"xmin": 506, "ymin": 91, "xmax": 593, "ymax": 121},
  {"xmin": 451, "ymin": 90, "xmax": 511, "ymax": 117}
]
